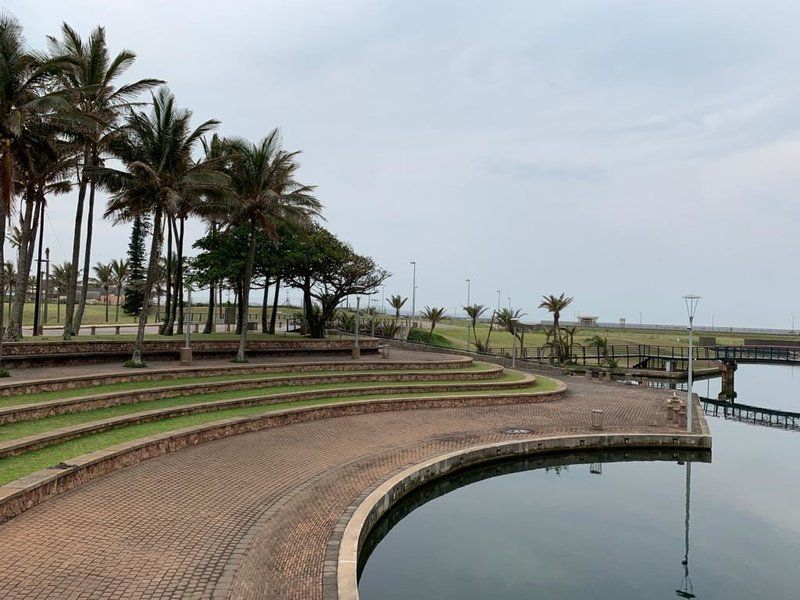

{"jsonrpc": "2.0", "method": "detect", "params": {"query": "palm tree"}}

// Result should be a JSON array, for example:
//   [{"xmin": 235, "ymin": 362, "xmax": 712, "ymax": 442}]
[
  {"xmin": 93, "ymin": 261, "xmax": 113, "ymax": 322},
  {"xmin": 463, "ymin": 304, "xmax": 488, "ymax": 348},
  {"xmin": 2, "ymin": 262, "xmax": 16, "ymax": 315},
  {"xmin": 420, "ymin": 306, "xmax": 446, "ymax": 342},
  {"xmin": 585, "ymin": 334, "xmax": 610, "ymax": 366},
  {"xmin": 109, "ymin": 258, "xmax": 128, "ymax": 322},
  {"xmin": 48, "ymin": 23, "xmax": 162, "ymax": 339},
  {"xmin": 539, "ymin": 293, "xmax": 573, "ymax": 361},
  {"xmin": 97, "ymin": 87, "xmax": 225, "ymax": 367},
  {"xmin": 495, "ymin": 307, "xmax": 526, "ymax": 354},
  {"xmin": 388, "ymin": 294, "xmax": 407, "ymax": 322},
  {"xmin": 223, "ymin": 132, "xmax": 320, "ymax": 362},
  {"xmin": 0, "ymin": 13, "xmax": 72, "ymax": 369},
  {"xmin": 51, "ymin": 261, "xmax": 72, "ymax": 322}
]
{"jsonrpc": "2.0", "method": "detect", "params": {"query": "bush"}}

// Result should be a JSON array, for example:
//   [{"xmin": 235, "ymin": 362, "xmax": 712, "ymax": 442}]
[{"xmin": 407, "ymin": 327, "xmax": 455, "ymax": 348}]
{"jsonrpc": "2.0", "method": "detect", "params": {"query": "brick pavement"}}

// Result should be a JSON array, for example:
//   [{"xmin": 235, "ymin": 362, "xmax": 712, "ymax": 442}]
[{"xmin": 0, "ymin": 375, "xmax": 694, "ymax": 599}]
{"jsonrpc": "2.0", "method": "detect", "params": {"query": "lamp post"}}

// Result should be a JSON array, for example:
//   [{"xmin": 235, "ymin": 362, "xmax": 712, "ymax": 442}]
[
  {"xmin": 511, "ymin": 317, "xmax": 519, "ymax": 367},
  {"xmin": 381, "ymin": 285, "xmax": 386, "ymax": 314},
  {"xmin": 180, "ymin": 285, "xmax": 193, "ymax": 365},
  {"xmin": 496, "ymin": 289, "xmax": 501, "ymax": 312},
  {"xmin": 32, "ymin": 200, "xmax": 47, "ymax": 336},
  {"xmin": 683, "ymin": 295, "xmax": 701, "ymax": 433},
  {"xmin": 465, "ymin": 279, "xmax": 471, "ymax": 351},
  {"xmin": 410, "ymin": 261, "xmax": 416, "ymax": 324},
  {"xmin": 507, "ymin": 296, "xmax": 511, "ymax": 310},
  {"xmin": 353, "ymin": 296, "xmax": 361, "ymax": 359}
]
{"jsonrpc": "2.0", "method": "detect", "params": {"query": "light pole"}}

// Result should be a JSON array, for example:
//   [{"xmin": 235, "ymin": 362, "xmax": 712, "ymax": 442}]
[
  {"xmin": 465, "ymin": 279, "xmax": 471, "ymax": 351},
  {"xmin": 683, "ymin": 295, "xmax": 701, "ymax": 433},
  {"xmin": 353, "ymin": 296, "xmax": 361, "ymax": 359},
  {"xmin": 511, "ymin": 317, "xmax": 519, "ymax": 367},
  {"xmin": 32, "ymin": 199, "xmax": 47, "ymax": 336},
  {"xmin": 181, "ymin": 285, "xmax": 193, "ymax": 365},
  {"xmin": 496, "ymin": 290, "xmax": 501, "ymax": 312},
  {"xmin": 410, "ymin": 261, "xmax": 416, "ymax": 324},
  {"xmin": 507, "ymin": 296, "xmax": 511, "ymax": 310},
  {"xmin": 381, "ymin": 285, "xmax": 386, "ymax": 314}
]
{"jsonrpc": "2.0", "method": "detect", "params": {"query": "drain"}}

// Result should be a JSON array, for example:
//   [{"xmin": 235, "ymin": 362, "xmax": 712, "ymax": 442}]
[{"xmin": 503, "ymin": 428, "xmax": 532, "ymax": 434}]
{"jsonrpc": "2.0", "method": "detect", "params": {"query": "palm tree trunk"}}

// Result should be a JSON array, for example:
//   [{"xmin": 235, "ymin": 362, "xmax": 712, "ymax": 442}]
[
  {"xmin": 115, "ymin": 285, "xmax": 121, "ymax": 322},
  {"xmin": 0, "ymin": 140, "xmax": 7, "ymax": 371},
  {"xmin": 175, "ymin": 217, "xmax": 184, "ymax": 335},
  {"xmin": 203, "ymin": 281, "xmax": 215, "ymax": 334},
  {"xmin": 8, "ymin": 191, "xmax": 36, "ymax": 340},
  {"xmin": 268, "ymin": 276, "xmax": 280, "ymax": 334},
  {"xmin": 105, "ymin": 288, "xmax": 109, "ymax": 322},
  {"xmin": 261, "ymin": 277, "xmax": 269, "ymax": 333},
  {"xmin": 63, "ymin": 146, "xmax": 90, "ymax": 340},
  {"xmin": 130, "ymin": 208, "xmax": 162, "ymax": 367},
  {"xmin": 236, "ymin": 226, "xmax": 257, "ymax": 362},
  {"xmin": 161, "ymin": 218, "xmax": 172, "ymax": 335},
  {"xmin": 74, "ymin": 155, "xmax": 97, "ymax": 333}
]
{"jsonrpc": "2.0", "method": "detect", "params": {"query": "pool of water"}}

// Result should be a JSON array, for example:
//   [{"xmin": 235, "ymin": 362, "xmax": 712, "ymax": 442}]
[
  {"xmin": 358, "ymin": 369, "xmax": 800, "ymax": 599},
  {"xmin": 700, "ymin": 363, "xmax": 800, "ymax": 412}
]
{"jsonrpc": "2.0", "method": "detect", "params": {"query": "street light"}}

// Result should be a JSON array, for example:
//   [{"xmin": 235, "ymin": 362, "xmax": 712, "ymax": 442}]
[
  {"xmin": 511, "ymin": 317, "xmax": 520, "ymax": 367},
  {"xmin": 496, "ymin": 289, "xmax": 501, "ymax": 312},
  {"xmin": 410, "ymin": 261, "xmax": 417, "ymax": 324},
  {"xmin": 465, "ymin": 279, "xmax": 471, "ymax": 351},
  {"xmin": 683, "ymin": 295, "xmax": 701, "ymax": 433}
]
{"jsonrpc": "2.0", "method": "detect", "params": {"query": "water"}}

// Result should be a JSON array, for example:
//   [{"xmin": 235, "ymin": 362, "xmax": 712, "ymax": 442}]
[{"xmin": 358, "ymin": 367, "xmax": 800, "ymax": 600}]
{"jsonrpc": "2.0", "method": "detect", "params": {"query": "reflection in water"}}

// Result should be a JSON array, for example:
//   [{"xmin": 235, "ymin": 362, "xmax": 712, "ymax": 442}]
[
  {"xmin": 359, "ymin": 448, "xmax": 711, "ymax": 597},
  {"xmin": 677, "ymin": 462, "xmax": 695, "ymax": 599}
]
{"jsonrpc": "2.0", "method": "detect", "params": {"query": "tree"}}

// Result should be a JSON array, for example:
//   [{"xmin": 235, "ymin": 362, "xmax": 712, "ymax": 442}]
[
  {"xmin": 92, "ymin": 261, "xmax": 113, "ymax": 322},
  {"xmin": 51, "ymin": 261, "xmax": 71, "ymax": 322},
  {"xmin": 97, "ymin": 87, "xmax": 225, "ymax": 366},
  {"xmin": 585, "ymin": 334, "xmax": 611, "ymax": 366},
  {"xmin": 420, "ymin": 306, "xmax": 446, "ymax": 342},
  {"xmin": 223, "ymin": 132, "xmax": 320, "ymax": 361},
  {"xmin": 2, "ymin": 262, "xmax": 16, "ymax": 314},
  {"xmin": 388, "ymin": 294, "xmax": 407, "ymax": 322},
  {"xmin": 539, "ymin": 293, "xmax": 573, "ymax": 361},
  {"xmin": 0, "ymin": 13, "xmax": 71, "ymax": 370},
  {"xmin": 48, "ymin": 23, "xmax": 162, "ymax": 338},
  {"xmin": 109, "ymin": 258, "xmax": 128, "ymax": 322},
  {"xmin": 122, "ymin": 215, "xmax": 147, "ymax": 315},
  {"xmin": 464, "ymin": 304, "xmax": 488, "ymax": 349},
  {"xmin": 495, "ymin": 307, "xmax": 526, "ymax": 353}
]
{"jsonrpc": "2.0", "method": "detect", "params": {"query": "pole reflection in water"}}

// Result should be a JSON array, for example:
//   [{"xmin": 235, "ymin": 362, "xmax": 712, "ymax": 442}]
[{"xmin": 676, "ymin": 462, "xmax": 696, "ymax": 598}]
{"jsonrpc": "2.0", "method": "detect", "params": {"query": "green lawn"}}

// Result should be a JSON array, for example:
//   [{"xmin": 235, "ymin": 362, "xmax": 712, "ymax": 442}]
[
  {"xmin": 0, "ymin": 374, "xmax": 557, "ymax": 485},
  {"xmin": 0, "ymin": 363, "xmax": 496, "ymax": 409},
  {"xmin": 0, "ymin": 371, "xmax": 527, "ymax": 442}
]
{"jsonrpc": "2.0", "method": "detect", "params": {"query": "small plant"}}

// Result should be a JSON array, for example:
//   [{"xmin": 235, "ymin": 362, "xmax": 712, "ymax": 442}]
[
  {"xmin": 123, "ymin": 359, "xmax": 147, "ymax": 368},
  {"xmin": 0, "ymin": 368, "xmax": 9, "ymax": 378}
]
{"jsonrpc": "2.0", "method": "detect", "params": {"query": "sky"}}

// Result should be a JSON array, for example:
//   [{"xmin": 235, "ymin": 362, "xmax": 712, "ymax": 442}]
[{"xmin": 7, "ymin": 0, "xmax": 800, "ymax": 328}]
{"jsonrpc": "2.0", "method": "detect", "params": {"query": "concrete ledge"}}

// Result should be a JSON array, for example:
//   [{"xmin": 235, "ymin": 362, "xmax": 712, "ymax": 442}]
[
  {"xmin": 0, "ymin": 364, "xmax": 502, "ymax": 425},
  {"xmin": 0, "ymin": 355, "xmax": 473, "ymax": 397},
  {"xmin": 0, "ymin": 380, "xmax": 566, "ymax": 524},
  {"xmin": 334, "ymin": 431, "xmax": 712, "ymax": 600}
]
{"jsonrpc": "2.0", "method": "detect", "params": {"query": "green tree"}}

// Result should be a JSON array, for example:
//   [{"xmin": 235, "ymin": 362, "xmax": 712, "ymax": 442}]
[
  {"xmin": 463, "ymin": 304, "xmax": 488, "ymax": 349},
  {"xmin": 585, "ymin": 334, "xmax": 610, "ymax": 366},
  {"xmin": 495, "ymin": 307, "xmax": 526, "ymax": 353},
  {"xmin": 98, "ymin": 87, "xmax": 225, "ymax": 367},
  {"xmin": 48, "ymin": 23, "xmax": 162, "ymax": 339},
  {"xmin": 388, "ymin": 294, "xmax": 407, "ymax": 322},
  {"xmin": 122, "ymin": 215, "xmax": 148, "ymax": 316},
  {"xmin": 223, "ymin": 132, "xmax": 320, "ymax": 361},
  {"xmin": 420, "ymin": 306, "xmax": 446, "ymax": 342},
  {"xmin": 92, "ymin": 261, "xmax": 113, "ymax": 322},
  {"xmin": 0, "ymin": 13, "xmax": 71, "ymax": 370},
  {"xmin": 539, "ymin": 293, "xmax": 573, "ymax": 362},
  {"xmin": 109, "ymin": 258, "xmax": 128, "ymax": 322}
]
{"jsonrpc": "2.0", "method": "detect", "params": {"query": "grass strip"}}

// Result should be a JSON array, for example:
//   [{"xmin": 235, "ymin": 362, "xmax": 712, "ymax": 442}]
[
  {"xmin": 0, "ymin": 376, "xmax": 558, "ymax": 485},
  {"xmin": 0, "ymin": 363, "xmax": 495, "ymax": 408},
  {"xmin": 0, "ymin": 371, "xmax": 527, "ymax": 442}
]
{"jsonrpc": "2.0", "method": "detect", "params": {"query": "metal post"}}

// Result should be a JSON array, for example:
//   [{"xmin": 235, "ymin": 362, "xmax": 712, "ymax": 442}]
[
  {"xmin": 410, "ymin": 261, "xmax": 416, "ymax": 324},
  {"xmin": 180, "ymin": 287, "xmax": 193, "ymax": 365},
  {"xmin": 43, "ymin": 248, "xmax": 50, "ymax": 325},
  {"xmin": 465, "ymin": 278, "xmax": 471, "ymax": 351},
  {"xmin": 683, "ymin": 295, "xmax": 701, "ymax": 434},
  {"xmin": 353, "ymin": 296, "xmax": 361, "ymax": 359},
  {"xmin": 497, "ymin": 289, "xmax": 501, "ymax": 312}
]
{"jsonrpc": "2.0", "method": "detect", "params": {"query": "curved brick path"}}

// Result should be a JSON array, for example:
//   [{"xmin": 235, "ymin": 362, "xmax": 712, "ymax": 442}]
[{"xmin": 0, "ymin": 374, "xmax": 689, "ymax": 599}]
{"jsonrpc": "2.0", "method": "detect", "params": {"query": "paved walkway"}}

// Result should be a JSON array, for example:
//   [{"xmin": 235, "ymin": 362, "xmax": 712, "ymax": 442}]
[{"xmin": 0, "ymin": 374, "xmax": 691, "ymax": 599}]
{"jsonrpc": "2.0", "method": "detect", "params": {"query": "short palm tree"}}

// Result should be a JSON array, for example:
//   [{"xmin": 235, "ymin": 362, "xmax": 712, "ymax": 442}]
[
  {"xmin": 463, "ymin": 304, "xmax": 488, "ymax": 348},
  {"xmin": 93, "ymin": 261, "xmax": 113, "ymax": 322},
  {"xmin": 2, "ymin": 262, "xmax": 16, "ymax": 314},
  {"xmin": 539, "ymin": 293, "xmax": 573, "ymax": 360},
  {"xmin": 51, "ymin": 261, "xmax": 72, "ymax": 322},
  {"xmin": 420, "ymin": 306, "xmax": 446, "ymax": 342},
  {"xmin": 98, "ymin": 87, "xmax": 226, "ymax": 367},
  {"xmin": 585, "ymin": 334, "xmax": 610, "ymax": 366},
  {"xmin": 223, "ymin": 132, "xmax": 321, "ymax": 362},
  {"xmin": 109, "ymin": 258, "xmax": 128, "ymax": 322},
  {"xmin": 388, "ymin": 294, "xmax": 407, "ymax": 322},
  {"xmin": 495, "ymin": 307, "xmax": 526, "ymax": 352}
]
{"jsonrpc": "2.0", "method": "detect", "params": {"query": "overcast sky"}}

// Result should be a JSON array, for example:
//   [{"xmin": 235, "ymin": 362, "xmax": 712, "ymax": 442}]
[{"xmin": 8, "ymin": 0, "xmax": 800, "ymax": 328}]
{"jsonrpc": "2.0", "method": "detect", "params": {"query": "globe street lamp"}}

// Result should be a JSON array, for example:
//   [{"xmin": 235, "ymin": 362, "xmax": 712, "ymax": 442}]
[
  {"xmin": 683, "ymin": 295, "xmax": 701, "ymax": 433},
  {"xmin": 511, "ymin": 317, "xmax": 520, "ymax": 367}
]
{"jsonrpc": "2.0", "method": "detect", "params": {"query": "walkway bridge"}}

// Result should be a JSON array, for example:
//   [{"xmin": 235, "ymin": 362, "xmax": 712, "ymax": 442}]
[{"xmin": 701, "ymin": 397, "xmax": 800, "ymax": 432}]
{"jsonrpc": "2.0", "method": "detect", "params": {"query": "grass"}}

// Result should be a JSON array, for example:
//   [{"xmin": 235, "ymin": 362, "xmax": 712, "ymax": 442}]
[
  {"xmin": 0, "ymin": 363, "xmax": 496, "ymax": 408},
  {"xmin": 0, "ymin": 371, "xmax": 527, "ymax": 442},
  {"xmin": 431, "ymin": 318, "xmax": 800, "ymax": 352},
  {"xmin": 0, "ymin": 374, "xmax": 557, "ymax": 485}
]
